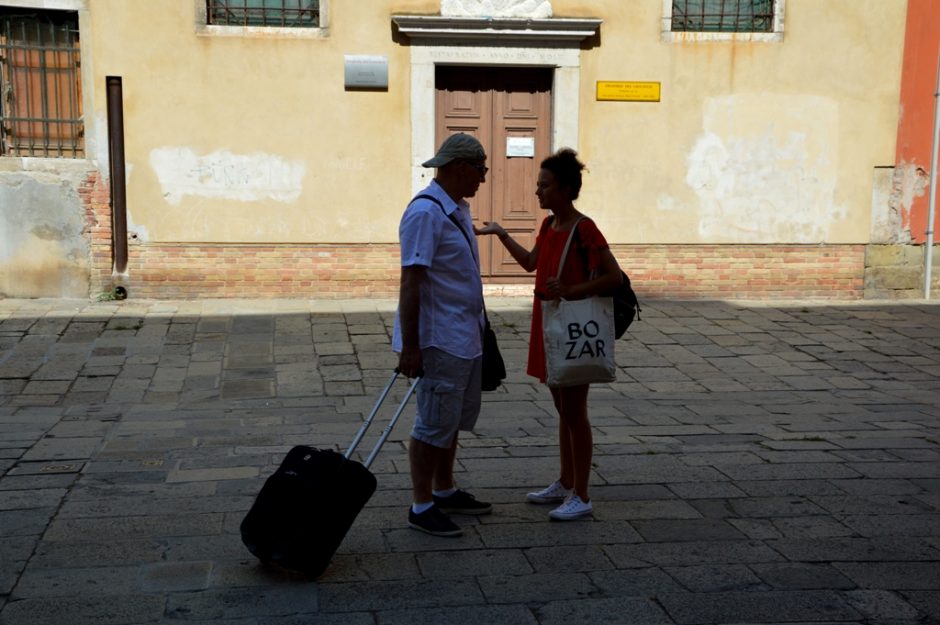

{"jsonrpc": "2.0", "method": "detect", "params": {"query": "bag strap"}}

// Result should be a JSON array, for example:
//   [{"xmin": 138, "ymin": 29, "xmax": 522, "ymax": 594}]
[
  {"xmin": 412, "ymin": 194, "xmax": 476, "ymax": 261},
  {"xmin": 410, "ymin": 193, "xmax": 489, "ymax": 325},
  {"xmin": 571, "ymin": 219, "xmax": 595, "ymax": 281},
  {"xmin": 554, "ymin": 216, "xmax": 587, "ymax": 280}
]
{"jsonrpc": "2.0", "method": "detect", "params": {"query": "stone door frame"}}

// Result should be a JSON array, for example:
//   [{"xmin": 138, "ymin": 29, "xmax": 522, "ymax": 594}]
[{"xmin": 391, "ymin": 15, "xmax": 602, "ymax": 195}]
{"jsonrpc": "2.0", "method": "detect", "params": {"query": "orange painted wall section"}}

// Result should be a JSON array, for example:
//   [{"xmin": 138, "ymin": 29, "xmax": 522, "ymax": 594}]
[{"xmin": 896, "ymin": 0, "xmax": 940, "ymax": 243}]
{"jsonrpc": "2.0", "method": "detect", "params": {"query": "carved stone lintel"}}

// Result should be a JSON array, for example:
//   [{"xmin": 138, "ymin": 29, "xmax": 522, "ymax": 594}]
[{"xmin": 392, "ymin": 15, "xmax": 601, "ymax": 45}]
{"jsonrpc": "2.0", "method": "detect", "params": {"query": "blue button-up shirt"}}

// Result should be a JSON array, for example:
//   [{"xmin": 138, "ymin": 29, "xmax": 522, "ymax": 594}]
[{"xmin": 392, "ymin": 181, "xmax": 485, "ymax": 359}]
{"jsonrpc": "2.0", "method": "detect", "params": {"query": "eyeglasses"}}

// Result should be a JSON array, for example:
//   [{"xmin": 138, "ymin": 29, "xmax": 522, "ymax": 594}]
[{"xmin": 463, "ymin": 161, "xmax": 489, "ymax": 177}]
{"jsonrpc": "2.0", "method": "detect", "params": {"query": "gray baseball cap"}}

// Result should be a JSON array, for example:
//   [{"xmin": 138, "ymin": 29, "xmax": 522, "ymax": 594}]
[{"xmin": 422, "ymin": 133, "xmax": 486, "ymax": 168}]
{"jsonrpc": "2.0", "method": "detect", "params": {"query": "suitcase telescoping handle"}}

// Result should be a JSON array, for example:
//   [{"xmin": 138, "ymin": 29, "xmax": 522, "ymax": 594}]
[{"xmin": 344, "ymin": 369, "xmax": 421, "ymax": 470}]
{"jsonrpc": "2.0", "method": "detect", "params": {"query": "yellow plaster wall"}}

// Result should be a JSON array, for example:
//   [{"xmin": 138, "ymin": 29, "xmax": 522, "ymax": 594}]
[
  {"xmin": 87, "ymin": 0, "xmax": 423, "ymax": 244},
  {"xmin": 570, "ymin": 0, "xmax": 906, "ymax": 244},
  {"xmin": 83, "ymin": 0, "xmax": 905, "ymax": 246}
]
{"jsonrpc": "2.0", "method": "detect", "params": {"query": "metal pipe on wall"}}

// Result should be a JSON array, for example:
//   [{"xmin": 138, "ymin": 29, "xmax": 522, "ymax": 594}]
[
  {"xmin": 106, "ymin": 76, "xmax": 128, "ymax": 278},
  {"xmin": 926, "ymin": 51, "xmax": 940, "ymax": 300}
]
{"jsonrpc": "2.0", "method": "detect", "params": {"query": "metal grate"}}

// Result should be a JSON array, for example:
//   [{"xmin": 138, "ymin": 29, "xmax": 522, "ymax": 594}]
[
  {"xmin": 207, "ymin": 0, "xmax": 320, "ymax": 28},
  {"xmin": 672, "ymin": 0, "xmax": 774, "ymax": 33},
  {"xmin": 0, "ymin": 10, "xmax": 83, "ymax": 158}
]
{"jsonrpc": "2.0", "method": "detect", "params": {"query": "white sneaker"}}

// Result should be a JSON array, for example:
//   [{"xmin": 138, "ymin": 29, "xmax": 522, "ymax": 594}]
[
  {"xmin": 549, "ymin": 494, "xmax": 593, "ymax": 521},
  {"xmin": 526, "ymin": 480, "xmax": 572, "ymax": 504}
]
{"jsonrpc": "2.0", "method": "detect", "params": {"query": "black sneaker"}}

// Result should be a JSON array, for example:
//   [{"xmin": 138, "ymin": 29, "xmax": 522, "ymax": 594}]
[
  {"xmin": 433, "ymin": 489, "xmax": 492, "ymax": 515},
  {"xmin": 408, "ymin": 505, "xmax": 463, "ymax": 537}
]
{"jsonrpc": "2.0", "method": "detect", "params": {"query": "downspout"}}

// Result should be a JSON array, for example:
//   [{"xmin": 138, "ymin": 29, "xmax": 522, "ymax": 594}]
[
  {"xmin": 926, "ymin": 51, "xmax": 940, "ymax": 299},
  {"xmin": 106, "ymin": 76, "xmax": 128, "ymax": 297}
]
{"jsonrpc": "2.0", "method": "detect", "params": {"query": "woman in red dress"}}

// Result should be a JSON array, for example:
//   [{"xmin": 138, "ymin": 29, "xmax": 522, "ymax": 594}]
[{"xmin": 477, "ymin": 149, "xmax": 623, "ymax": 520}]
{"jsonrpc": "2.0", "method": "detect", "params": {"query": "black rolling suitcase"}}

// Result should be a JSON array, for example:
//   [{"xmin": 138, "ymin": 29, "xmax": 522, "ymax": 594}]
[{"xmin": 240, "ymin": 370, "xmax": 419, "ymax": 578}]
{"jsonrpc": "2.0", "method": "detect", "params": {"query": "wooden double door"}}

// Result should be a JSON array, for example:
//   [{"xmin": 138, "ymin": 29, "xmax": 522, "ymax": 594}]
[{"xmin": 435, "ymin": 66, "xmax": 553, "ymax": 278}]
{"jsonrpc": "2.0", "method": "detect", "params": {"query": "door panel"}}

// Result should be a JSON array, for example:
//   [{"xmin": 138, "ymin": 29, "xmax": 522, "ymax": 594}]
[
  {"xmin": 492, "ymin": 74, "xmax": 551, "ymax": 277},
  {"xmin": 436, "ymin": 68, "xmax": 492, "ymax": 260},
  {"xmin": 436, "ymin": 66, "xmax": 552, "ymax": 278}
]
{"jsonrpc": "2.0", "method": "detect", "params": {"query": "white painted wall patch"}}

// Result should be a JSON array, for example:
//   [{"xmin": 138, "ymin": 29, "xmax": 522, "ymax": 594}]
[
  {"xmin": 149, "ymin": 147, "xmax": 305, "ymax": 205},
  {"xmin": 685, "ymin": 94, "xmax": 846, "ymax": 243}
]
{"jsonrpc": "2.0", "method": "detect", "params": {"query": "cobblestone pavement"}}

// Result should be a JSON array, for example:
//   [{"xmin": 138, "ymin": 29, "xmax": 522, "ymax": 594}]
[{"xmin": 1, "ymin": 297, "xmax": 939, "ymax": 625}]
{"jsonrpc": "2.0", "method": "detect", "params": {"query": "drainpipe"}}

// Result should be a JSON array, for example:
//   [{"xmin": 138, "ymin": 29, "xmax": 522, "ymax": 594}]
[
  {"xmin": 926, "ymin": 51, "xmax": 940, "ymax": 299},
  {"xmin": 106, "ymin": 76, "xmax": 128, "ymax": 291}
]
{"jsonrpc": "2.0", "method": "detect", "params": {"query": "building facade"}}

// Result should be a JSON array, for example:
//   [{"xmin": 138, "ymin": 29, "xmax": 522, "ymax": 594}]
[{"xmin": 1, "ymin": 0, "xmax": 936, "ymax": 300}]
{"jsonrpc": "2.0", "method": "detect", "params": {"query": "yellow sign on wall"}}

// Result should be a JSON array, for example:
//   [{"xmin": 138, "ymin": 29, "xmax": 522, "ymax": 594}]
[{"xmin": 596, "ymin": 81, "xmax": 661, "ymax": 102}]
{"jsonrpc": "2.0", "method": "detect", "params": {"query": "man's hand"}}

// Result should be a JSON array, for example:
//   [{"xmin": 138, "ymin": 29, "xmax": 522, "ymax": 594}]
[{"xmin": 398, "ymin": 344, "xmax": 423, "ymax": 379}]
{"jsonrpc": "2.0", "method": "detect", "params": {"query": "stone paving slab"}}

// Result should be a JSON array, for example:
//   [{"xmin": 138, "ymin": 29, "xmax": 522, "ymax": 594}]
[{"xmin": 0, "ymin": 297, "xmax": 939, "ymax": 624}]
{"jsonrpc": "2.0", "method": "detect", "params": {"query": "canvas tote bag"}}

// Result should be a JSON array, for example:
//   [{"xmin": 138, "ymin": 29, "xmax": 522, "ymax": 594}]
[{"xmin": 542, "ymin": 218, "xmax": 617, "ymax": 387}]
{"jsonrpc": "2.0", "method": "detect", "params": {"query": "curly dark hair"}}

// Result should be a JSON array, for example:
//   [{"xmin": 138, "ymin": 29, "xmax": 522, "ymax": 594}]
[{"xmin": 540, "ymin": 148, "xmax": 586, "ymax": 200}]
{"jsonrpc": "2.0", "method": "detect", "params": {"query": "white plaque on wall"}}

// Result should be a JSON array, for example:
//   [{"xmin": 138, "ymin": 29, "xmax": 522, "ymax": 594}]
[
  {"xmin": 344, "ymin": 55, "xmax": 388, "ymax": 89},
  {"xmin": 507, "ymin": 136, "xmax": 536, "ymax": 157}
]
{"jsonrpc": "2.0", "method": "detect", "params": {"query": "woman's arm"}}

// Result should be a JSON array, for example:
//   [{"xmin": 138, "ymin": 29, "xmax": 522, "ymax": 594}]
[
  {"xmin": 476, "ymin": 221, "xmax": 539, "ymax": 272},
  {"xmin": 548, "ymin": 247, "xmax": 623, "ymax": 300}
]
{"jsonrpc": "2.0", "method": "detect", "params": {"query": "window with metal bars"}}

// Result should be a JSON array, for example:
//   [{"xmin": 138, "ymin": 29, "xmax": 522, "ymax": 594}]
[
  {"xmin": 672, "ymin": 0, "xmax": 774, "ymax": 33},
  {"xmin": 207, "ymin": 0, "xmax": 320, "ymax": 28},
  {"xmin": 0, "ymin": 10, "xmax": 83, "ymax": 158}
]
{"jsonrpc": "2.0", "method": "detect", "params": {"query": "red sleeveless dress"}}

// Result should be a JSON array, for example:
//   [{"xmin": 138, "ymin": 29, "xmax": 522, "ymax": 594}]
[{"xmin": 527, "ymin": 216, "xmax": 610, "ymax": 383}]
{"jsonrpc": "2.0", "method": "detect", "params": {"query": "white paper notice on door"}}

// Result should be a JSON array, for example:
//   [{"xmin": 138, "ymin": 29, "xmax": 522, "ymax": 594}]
[{"xmin": 507, "ymin": 136, "xmax": 535, "ymax": 158}]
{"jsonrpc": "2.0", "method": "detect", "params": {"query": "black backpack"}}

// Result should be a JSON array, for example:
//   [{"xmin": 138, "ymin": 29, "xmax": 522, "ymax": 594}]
[
  {"xmin": 609, "ymin": 269, "xmax": 641, "ymax": 338},
  {"xmin": 568, "ymin": 218, "xmax": 641, "ymax": 338}
]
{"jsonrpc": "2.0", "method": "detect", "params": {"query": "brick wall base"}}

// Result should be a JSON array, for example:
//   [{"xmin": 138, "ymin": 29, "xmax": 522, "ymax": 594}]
[
  {"xmin": 613, "ymin": 244, "xmax": 865, "ymax": 300},
  {"xmin": 117, "ymin": 242, "xmax": 867, "ymax": 300},
  {"xmin": 123, "ymin": 243, "xmax": 403, "ymax": 299}
]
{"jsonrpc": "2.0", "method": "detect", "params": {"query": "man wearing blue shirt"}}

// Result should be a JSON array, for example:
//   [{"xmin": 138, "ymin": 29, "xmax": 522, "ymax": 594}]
[{"xmin": 393, "ymin": 133, "xmax": 492, "ymax": 537}]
